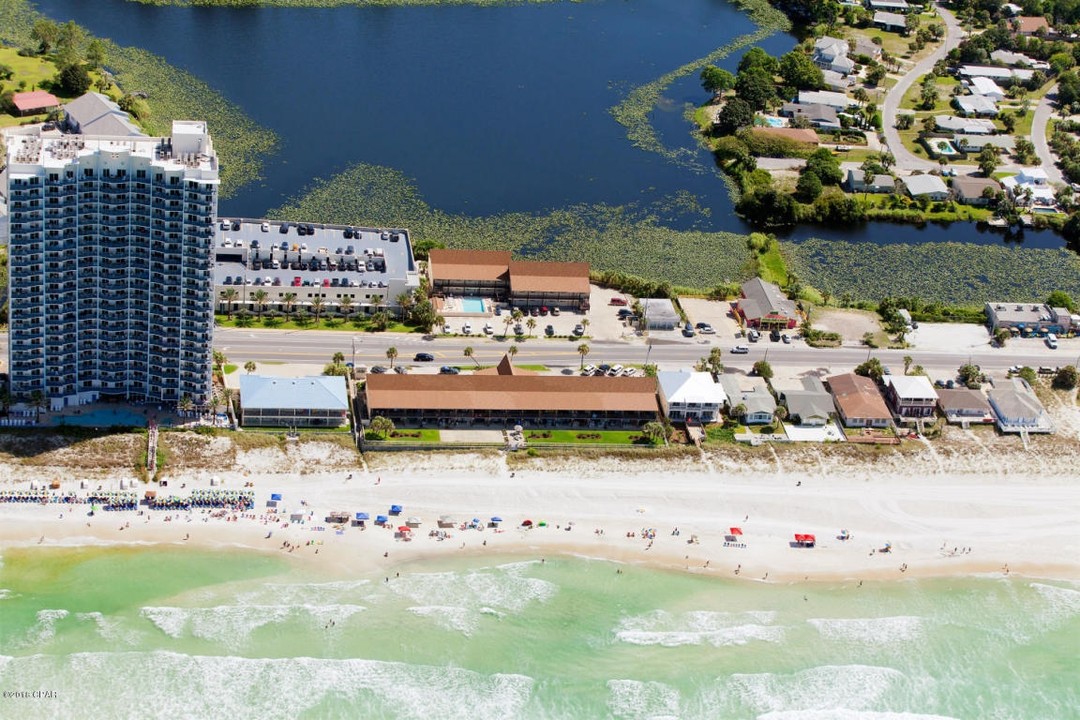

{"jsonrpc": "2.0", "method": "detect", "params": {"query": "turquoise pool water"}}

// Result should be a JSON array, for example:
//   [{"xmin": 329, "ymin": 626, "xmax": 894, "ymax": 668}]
[
  {"xmin": 56, "ymin": 409, "xmax": 148, "ymax": 427},
  {"xmin": 762, "ymin": 116, "xmax": 785, "ymax": 127},
  {"xmin": 462, "ymin": 297, "xmax": 486, "ymax": 313}
]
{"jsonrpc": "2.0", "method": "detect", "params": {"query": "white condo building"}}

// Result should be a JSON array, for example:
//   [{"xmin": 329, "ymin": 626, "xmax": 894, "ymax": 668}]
[{"xmin": 5, "ymin": 121, "xmax": 219, "ymax": 410}]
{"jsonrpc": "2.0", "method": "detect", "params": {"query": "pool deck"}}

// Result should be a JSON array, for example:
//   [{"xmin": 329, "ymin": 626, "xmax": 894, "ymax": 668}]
[{"xmin": 434, "ymin": 296, "xmax": 493, "ymax": 318}]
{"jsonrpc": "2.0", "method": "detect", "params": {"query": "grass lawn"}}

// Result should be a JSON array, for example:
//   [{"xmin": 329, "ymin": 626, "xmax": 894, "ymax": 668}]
[
  {"xmin": 860, "ymin": 194, "xmax": 993, "ymax": 221},
  {"xmin": 900, "ymin": 76, "xmax": 959, "ymax": 112},
  {"xmin": 223, "ymin": 364, "xmax": 238, "ymax": 374},
  {"xmin": 0, "ymin": 47, "xmax": 115, "ymax": 129},
  {"xmin": 215, "ymin": 314, "xmax": 421, "ymax": 333},
  {"xmin": 524, "ymin": 429, "xmax": 655, "ymax": 445},
  {"xmin": 366, "ymin": 429, "xmax": 440, "ymax": 442},
  {"xmin": 703, "ymin": 423, "xmax": 737, "ymax": 444},
  {"xmin": 757, "ymin": 245, "xmax": 788, "ymax": 286}
]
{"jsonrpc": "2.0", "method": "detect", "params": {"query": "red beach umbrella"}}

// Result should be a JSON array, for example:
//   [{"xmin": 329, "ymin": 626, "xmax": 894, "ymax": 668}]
[
  {"xmin": 397, "ymin": 526, "xmax": 411, "ymax": 533},
  {"xmin": 730, "ymin": 527, "xmax": 743, "ymax": 536}
]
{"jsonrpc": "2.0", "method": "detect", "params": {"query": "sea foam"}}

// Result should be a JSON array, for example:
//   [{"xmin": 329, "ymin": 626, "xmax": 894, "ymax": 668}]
[
  {"xmin": 0, "ymin": 651, "xmax": 534, "ymax": 720},
  {"xmin": 614, "ymin": 610, "xmax": 784, "ymax": 647},
  {"xmin": 726, "ymin": 664, "xmax": 915, "ymax": 714},
  {"xmin": 807, "ymin": 616, "xmax": 925, "ymax": 645},
  {"xmin": 607, "ymin": 679, "xmax": 680, "ymax": 720},
  {"xmin": 140, "ymin": 603, "xmax": 367, "ymax": 647}
]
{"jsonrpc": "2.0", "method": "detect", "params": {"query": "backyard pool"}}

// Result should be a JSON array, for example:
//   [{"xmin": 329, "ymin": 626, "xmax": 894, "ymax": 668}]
[
  {"xmin": 55, "ymin": 409, "xmax": 148, "ymax": 427},
  {"xmin": 761, "ymin": 116, "xmax": 785, "ymax": 127},
  {"xmin": 461, "ymin": 297, "xmax": 486, "ymax": 313}
]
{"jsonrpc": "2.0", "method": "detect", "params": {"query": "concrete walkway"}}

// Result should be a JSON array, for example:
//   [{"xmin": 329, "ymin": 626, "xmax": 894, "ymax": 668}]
[
  {"xmin": 881, "ymin": 4, "xmax": 964, "ymax": 171},
  {"xmin": 1031, "ymin": 84, "xmax": 1065, "ymax": 185}
]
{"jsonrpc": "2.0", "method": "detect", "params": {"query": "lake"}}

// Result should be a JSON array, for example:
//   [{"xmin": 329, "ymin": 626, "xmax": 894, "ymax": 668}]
[{"xmin": 31, "ymin": 0, "xmax": 1065, "ymax": 249}]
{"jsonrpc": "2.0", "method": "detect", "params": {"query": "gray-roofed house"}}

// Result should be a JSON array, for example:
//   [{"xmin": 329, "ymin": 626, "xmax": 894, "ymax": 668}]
[
  {"xmin": 797, "ymin": 90, "xmax": 852, "ymax": 111},
  {"xmin": 853, "ymin": 38, "xmax": 882, "ymax": 61},
  {"xmin": 719, "ymin": 376, "xmax": 777, "ymax": 425},
  {"xmin": 952, "ymin": 176, "xmax": 1001, "ymax": 206},
  {"xmin": 780, "ymin": 102, "xmax": 841, "ymax": 129},
  {"xmin": 954, "ymin": 94, "xmax": 998, "ymax": 117},
  {"xmin": 846, "ymin": 170, "xmax": 895, "ymax": 193},
  {"xmin": 736, "ymin": 277, "xmax": 799, "ymax": 330},
  {"xmin": 641, "ymin": 298, "xmax": 680, "ymax": 331},
  {"xmin": 62, "ymin": 92, "xmax": 143, "ymax": 137},
  {"xmin": 821, "ymin": 70, "xmax": 853, "ymax": 92},
  {"xmin": 901, "ymin": 174, "xmax": 950, "ymax": 200},
  {"xmin": 779, "ymin": 377, "xmax": 834, "ymax": 427},
  {"xmin": 933, "ymin": 115, "xmax": 997, "ymax": 134},
  {"xmin": 987, "ymin": 378, "xmax": 1054, "ymax": 433},
  {"xmin": 873, "ymin": 11, "xmax": 907, "ymax": 31},
  {"xmin": 953, "ymin": 134, "xmax": 1015, "ymax": 152},
  {"xmin": 960, "ymin": 65, "xmax": 1034, "ymax": 82},
  {"xmin": 869, "ymin": 0, "xmax": 910, "ymax": 11},
  {"xmin": 813, "ymin": 36, "xmax": 849, "ymax": 67},
  {"xmin": 657, "ymin": 371, "xmax": 728, "ymax": 423},
  {"xmin": 239, "ymin": 375, "xmax": 350, "ymax": 428},
  {"xmin": 937, "ymin": 388, "xmax": 994, "ymax": 426}
]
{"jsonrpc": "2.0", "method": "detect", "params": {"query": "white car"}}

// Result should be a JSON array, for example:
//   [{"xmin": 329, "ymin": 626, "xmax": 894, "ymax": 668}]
[
  {"xmin": 581, "ymin": 364, "xmax": 596, "ymax": 375},
  {"xmin": 573, "ymin": 324, "xmax": 585, "ymax": 336},
  {"xmin": 607, "ymin": 364, "xmax": 624, "ymax": 376},
  {"xmin": 483, "ymin": 323, "xmax": 493, "ymax": 335},
  {"xmin": 443, "ymin": 324, "xmax": 452, "ymax": 334},
  {"xmin": 261, "ymin": 222, "xmax": 270, "ymax": 232},
  {"xmin": 730, "ymin": 345, "xmax": 749, "ymax": 354},
  {"xmin": 462, "ymin": 323, "xmax": 472, "ymax": 334}
]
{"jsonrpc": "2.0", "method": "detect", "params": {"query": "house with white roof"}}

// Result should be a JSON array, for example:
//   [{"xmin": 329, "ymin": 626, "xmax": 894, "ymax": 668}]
[
  {"xmin": 821, "ymin": 70, "xmax": 853, "ymax": 92},
  {"xmin": 955, "ymin": 94, "xmax": 998, "ymax": 117},
  {"xmin": 901, "ymin": 174, "xmax": 950, "ymax": 200},
  {"xmin": 813, "ymin": 36, "xmax": 848, "ymax": 65},
  {"xmin": 1000, "ymin": 168, "xmax": 1055, "ymax": 207},
  {"xmin": 960, "ymin": 65, "xmax": 1035, "ymax": 82},
  {"xmin": 797, "ymin": 90, "xmax": 852, "ymax": 111},
  {"xmin": 934, "ymin": 115, "xmax": 996, "ymax": 134},
  {"xmin": 969, "ymin": 77, "xmax": 1005, "ymax": 100},
  {"xmin": 989, "ymin": 49, "xmax": 1050, "ymax": 70},
  {"xmin": 882, "ymin": 375, "xmax": 938, "ymax": 422},
  {"xmin": 239, "ymin": 375, "xmax": 350, "ymax": 428},
  {"xmin": 657, "ymin": 371, "xmax": 727, "ymax": 423}
]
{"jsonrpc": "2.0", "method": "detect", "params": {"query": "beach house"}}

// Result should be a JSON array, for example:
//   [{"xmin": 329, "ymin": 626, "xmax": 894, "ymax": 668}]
[
  {"xmin": 954, "ymin": 94, "xmax": 999, "ymax": 117},
  {"xmin": 779, "ymin": 377, "xmax": 834, "ymax": 427},
  {"xmin": 846, "ymin": 170, "xmax": 896, "ymax": 193},
  {"xmin": 719, "ymin": 376, "xmax": 776, "ymax": 425},
  {"xmin": 936, "ymin": 388, "xmax": 994, "ymax": 425},
  {"xmin": 239, "ymin": 375, "xmax": 350, "ymax": 428},
  {"xmin": 969, "ymin": 77, "xmax": 1006, "ymax": 101},
  {"xmin": 952, "ymin": 176, "xmax": 1001, "ymax": 206},
  {"xmin": 657, "ymin": 371, "xmax": 728, "ymax": 423},
  {"xmin": 812, "ymin": 36, "xmax": 855, "ymax": 75},
  {"xmin": 826, "ymin": 373, "xmax": 892, "ymax": 428},
  {"xmin": 427, "ymin": 249, "xmax": 591, "ymax": 311},
  {"xmin": 882, "ymin": 375, "xmax": 939, "ymax": 422},
  {"xmin": 1000, "ymin": 168, "xmax": 1055, "ymax": 207},
  {"xmin": 901, "ymin": 175, "xmax": 950, "ymax": 201},
  {"xmin": 873, "ymin": 11, "xmax": 907, "ymax": 32},
  {"xmin": 987, "ymin": 378, "xmax": 1054, "ymax": 433},
  {"xmin": 779, "ymin": 102, "xmax": 841, "ymax": 129}
]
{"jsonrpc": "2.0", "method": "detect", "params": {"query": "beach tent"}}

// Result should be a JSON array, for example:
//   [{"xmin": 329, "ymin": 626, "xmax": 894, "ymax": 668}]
[
  {"xmin": 794, "ymin": 533, "xmax": 816, "ymax": 547},
  {"xmin": 521, "ymin": 519, "xmax": 533, "ymax": 527},
  {"xmin": 290, "ymin": 512, "xmax": 304, "ymax": 522},
  {"xmin": 491, "ymin": 516, "xmax": 503, "ymax": 523},
  {"xmin": 376, "ymin": 515, "xmax": 388, "ymax": 525},
  {"xmin": 730, "ymin": 527, "xmax": 743, "ymax": 536},
  {"xmin": 397, "ymin": 526, "xmax": 411, "ymax": 533},
  {"xmin": 271, "ymin": 493, "xmax": 282, "ymax": 501},
  {"xmin": 406, "ymin": 516, "xmax": 421, "ymax": 528},
  {"xmin": 438, "ymin": 515, "xmax": 455, "ymax": 528},
  {"xmin": 390, "ymin": 504, "xmax": 403, "ymax": 515},
  {"xmin": 356, "ymin": 512, "xmax": 370, "ymax": 520}
]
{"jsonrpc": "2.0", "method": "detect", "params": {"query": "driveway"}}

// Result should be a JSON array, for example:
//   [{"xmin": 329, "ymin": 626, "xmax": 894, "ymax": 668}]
[
  {"xmin": 1031, "ymin": 85, "xmax": 1065, "ymax": 185},
  {"xmin": 881, "ymin": 4, "xmax": 963, "ymax": 171}
]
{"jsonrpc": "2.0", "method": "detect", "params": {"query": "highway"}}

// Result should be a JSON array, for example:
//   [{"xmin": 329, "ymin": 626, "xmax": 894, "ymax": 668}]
[{"xmin": 210, "ymin": 327, "xmax": 1070, "ymax": 376}]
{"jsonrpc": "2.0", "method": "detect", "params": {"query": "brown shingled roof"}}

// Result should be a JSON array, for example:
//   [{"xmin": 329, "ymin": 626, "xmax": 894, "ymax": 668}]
[
  {"xmin": 508, "ymin": 260, "xmax": 591, "ymax": 294},
  {"xmin": 826, "ymin": 373, "xmax": 891, "ymax": 421},
  {"xmin": 1014, "ymin": 16, "xmax": 1050, "ymax": 34},
  {"xmin": 428, "ymin": 249, "xmax": 511, "ymax": 283},
  {"xmin": 365, "ymin": 374, "xmax": 659, "ymax": 413}
]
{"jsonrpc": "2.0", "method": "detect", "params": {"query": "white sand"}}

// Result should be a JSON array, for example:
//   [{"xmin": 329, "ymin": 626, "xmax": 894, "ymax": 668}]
[{"xmin": 2, "ymin": 446, "xmax": 1078, "ymax": 584}]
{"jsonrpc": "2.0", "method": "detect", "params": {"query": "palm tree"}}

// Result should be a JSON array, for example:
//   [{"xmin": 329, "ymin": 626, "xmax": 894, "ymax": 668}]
[
  {"xmin": 994, "ymin": 327, "xmax": 1010, "ymax": 347},
  {"xmin": 903, "ymin": 355, "xmax": 913, "ymax": 375},
  {"xmin": 281, "ymin": 292, "xmax": 298, "ymax": 320},
  {"xmin": 310, "ymin": 297, "xmax": 326, "ymax": 325},
  {"xmin": 464, "ymin": 346, "xmax": 478, "ymax": 367},
  {"xmin": 773, "ymin": 405, "xmax": 789, "ymax": 425},
  {"xmin": 178, "ymin": 395, "xmax": 195, "ymax": 414},
  {"xmin": 212, "ymin": 350, "xmax": 227, "ymax": 373},
  {"xmin": 641, "ymin": 421, "xmax": 667, "ymax": 445},
  {"xmin": 338, "ymin": 295, "xmax": 354, "ymax": 322},
  {"xmin": 526, "ymin": 317, "xmax": 537, "ymax": 337},
  {"xmin": 577, "ymin": 343, "xmax": 590, "ymax": 369},
  {"xmin": 395, "ymin": 291, "xmax": 415, "ymax": 321},
  {"xmin": 244, "ymin": 360, "xmax": 256, "ymax": 374},
  {"xmin": 332, "ymin": 351, "xmax": 345, "ymax": 365},
  {"xmin": 29, "ymin": 389, "xmax": 47, "ymax": 423},
  {"xmin": 507, "ymin": 345, "xmax": 518, "ymax": 361},
  {"xmin": 581, "ymin": 318, "xmax": 590, "ymax": 336},
  {"xmin": 502, "ymin": 314, "xmax": 514, "ymax": 338},
  {"xmin": 252, "ymin": 289, "xmax": 269, "ymax": 318},
  {"xmin": 220, "ymin": 288, "xmax": 238, "ymax": 319},
  {"xmin": 386, "ymin": 346, "xmax": 398, "ymax": 368}
]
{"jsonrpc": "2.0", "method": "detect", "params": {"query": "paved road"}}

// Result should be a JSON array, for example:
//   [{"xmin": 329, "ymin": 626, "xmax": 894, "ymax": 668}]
[
  {"xmin": 1031, "ymin": 84, "xmax": 1065, "ymax": 185},
  {"xmin": 881, "ymin": 4, "xmax": 964, "ymax": 171},
  {"xmin": 212, "ymin": 327, "xmax": 1070, "ymax": 376}
]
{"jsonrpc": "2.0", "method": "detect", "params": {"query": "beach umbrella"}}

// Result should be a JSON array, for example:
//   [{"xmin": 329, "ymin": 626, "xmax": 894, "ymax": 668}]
[
  {"xmin": 390, "ymin": 504, "xmax": 403, "ymax": 514},
  {"xmin": 730, "ymin": 527, "xmax": 743, "ymax": 536},
  {"xmin": 490, "ymin": 516, "xmax": 503, "ymax": 523},
  {"xmin": 472, "ymin": 518, "xmax": 480, "ymax": 525},
  {"xmin": 356, "ymin": 512, "xmax": 370, "ymax": 520},
  {"xmin": 538, "ymin": 521, "xmax": 547, "ymax": 527},
  {"xmin": 521, "ymin": 519, "xmax": 533, "ymax": 527},
  {"xmin": 397, "ymin": 525, "xmax": 411, "ymax": 533},
  {"xmin": 376, "ymin": 515, "xmax": 388, "ymax": 524},
  {"xmin": 271, "ymin": 493, "xmax": 282, "ymax": 501}
]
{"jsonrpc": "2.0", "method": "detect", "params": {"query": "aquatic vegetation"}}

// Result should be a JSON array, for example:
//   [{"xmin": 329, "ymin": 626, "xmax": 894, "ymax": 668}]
[
  {"xmin": 608, "ymin": 0, "xmax": 790, "ymax": 168},
  {"xmin": 268, "ymin": 162, "xmax": 752, "ymax": 290},
  {"xmin": 0, "ymin": 0, "xmax": 277, "ymax": 198},
  {"xmin": 785, "ymin": 238, "xmax": 1080, "ymax": 306}
]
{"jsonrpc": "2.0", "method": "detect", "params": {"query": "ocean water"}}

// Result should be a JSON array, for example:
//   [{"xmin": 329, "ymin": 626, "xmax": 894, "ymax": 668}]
[{"xmin": 0, "ymin": 548, "xmax": 1077, "ymax": 719}]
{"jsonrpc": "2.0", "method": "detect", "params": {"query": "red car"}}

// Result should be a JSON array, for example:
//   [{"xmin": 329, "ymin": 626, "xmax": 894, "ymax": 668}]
[
  {"xmin": 609, "ymin": 297, "xmax": 628, "ymax": 306},
  {"xmin": 292, "ymin": 276, "xmax": 302, "ymax": 286}
]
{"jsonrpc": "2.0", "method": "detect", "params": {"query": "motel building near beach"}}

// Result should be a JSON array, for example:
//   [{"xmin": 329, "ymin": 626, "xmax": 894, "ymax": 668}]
[{"xmin": 361, "ymin": 355, "xmax": 659, "ymax": 429}]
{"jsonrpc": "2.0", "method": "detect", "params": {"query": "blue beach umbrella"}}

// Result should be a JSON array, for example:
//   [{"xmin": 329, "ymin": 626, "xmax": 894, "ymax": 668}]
[
  {"xmin": 491, "ymin": 516, "xmax": 503, "ymax": 523},
  {"xmin": 271, "ymin": 493, "xmax": 282, "ymax": 501},
  {"xmin": 376, "ymin": 515, "xmax": 388, "ymax": 524},
  {"xmin": 390, "ymin": 504, "xmax": 403, "ymax": 515},
  {"xmin": 356, "ymin": 512, "xmax": 370, "ymax": 520}
]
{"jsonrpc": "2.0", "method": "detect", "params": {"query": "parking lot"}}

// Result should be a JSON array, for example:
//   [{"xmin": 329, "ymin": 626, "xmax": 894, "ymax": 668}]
[{"xmin": 679, "ymin": 297, "xmax": 743, "ymax": 341}]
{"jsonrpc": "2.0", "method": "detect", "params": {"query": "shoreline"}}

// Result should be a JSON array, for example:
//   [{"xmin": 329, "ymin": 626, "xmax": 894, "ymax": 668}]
[{"xmin": 3, "ymin": 456, "xmax": 1078, "ymax": 586}]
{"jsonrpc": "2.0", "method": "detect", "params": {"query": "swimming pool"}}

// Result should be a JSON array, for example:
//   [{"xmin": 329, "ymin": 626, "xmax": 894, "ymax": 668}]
[
  {"xmin": 56, "ymin": 409, "xmax": 148, "ymax": 427},
  {"xmin": 461, "ymin": 297, "xmax": 486, "ymax": 313},
  {"xmin": 762, "ymin": 116, "xmax": 785, "ymax": 127}
]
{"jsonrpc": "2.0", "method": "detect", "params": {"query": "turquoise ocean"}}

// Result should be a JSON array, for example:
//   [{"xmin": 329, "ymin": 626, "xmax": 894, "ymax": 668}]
[{"xmin": 0, "ymin": 547, "xmax": 1077, "ymax": 719}]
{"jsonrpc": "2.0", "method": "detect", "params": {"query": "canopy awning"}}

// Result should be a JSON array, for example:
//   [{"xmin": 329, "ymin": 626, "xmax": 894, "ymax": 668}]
[
  {"xmin": 795, "ymin": 533, "xmax": 816, "ymax": 544},
  {"xmin": 490, "ymin": 516, "xmax": 503, "ymax": 523},
  {"xmin": 730, "ymin": 527, "xmax": 743, "ymax": 536},
  {"xmin": 376, "ymin": 515, "xmax": 388, "ymax": 523},
  {"xmin": 521, "ymin": 519, "xmax": 533, "ymax": 526},
  {"xmin": 271, "ymin": 493, "xmax": 282, "ymax": 501},
  {"xmin": 356, "ymin": 512, "xmax": 370, "ymax": 520},
  {"xmin": 397, "ymin": 525, "xmax": 411, "ymax": 532},
  {"xmin": 390, "ymin": 504, "xmax": 403, "ymax": 514}
]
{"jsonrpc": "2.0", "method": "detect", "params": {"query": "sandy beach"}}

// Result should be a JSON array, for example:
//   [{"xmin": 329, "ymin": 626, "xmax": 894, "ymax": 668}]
[{"xmin": 2, "ymin": 435, "xmax": 1078, "ymax": 585}]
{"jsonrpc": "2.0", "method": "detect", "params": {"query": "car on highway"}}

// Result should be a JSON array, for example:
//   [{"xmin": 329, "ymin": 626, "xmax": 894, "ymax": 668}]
[
  {"xmin": 413, "ymin": 353, "xmax": 434, "ymax": 362},
  {"xmin": 730, "ymin": 345, "xmax": 749, "ymax": 354}
]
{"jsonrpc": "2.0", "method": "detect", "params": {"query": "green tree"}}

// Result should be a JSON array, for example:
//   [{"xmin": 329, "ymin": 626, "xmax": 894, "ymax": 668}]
[
  {"xmin": 332, "ymin": 351, "xmax": 345, "ymax": 364},
  {"xmin": 1014, "ymin": 137, "xmax": 1037, "ymax": 165},
  {"xmin": 1046, "ymin": 290, "xmax": 1077, "ymax": 312},
  {"xmin": 31, "ymin": 19, "xmax": 59, "ymax": 54},
  {"xmin": 641, "ymin": 421, "xmax": 668, "ymax": 445},
  {"xmin": 310, "ymin": 296, "xmax": 326, "ymax": 325},
  {"xmin": 385, "ymin": 346, "xmax": 398, "ymax": 368},
  {"xmin": 29, "ymin": 389, "xmax": 47, "ymax": 423},
  {"xmin": 738, "ymin": 47, "xmax": 779, "ymax": 75},
  {"xmin": 735, "ymin": 67, "xmax": 776, "ymax": 111},
  {"xmin": 338, "ymin": 295, "xmax": 354, "ymax": 322},
  {"xmin": 958, "ymin": 363, "xmax": 982, "ymax": 388},
  {"xmin": 752, "ymin": 360, "xmax": 773, "ymax": 380},
  {"xmin": 85, "ymin": 38, "xmax": 107, "ymax": 69},
  {"xmin": 919, "ymin": 82, "xmax": 939, "ymax": 110},
  {"xmin": 251, "ymin": 289, "xmax": 268, "ymax": 318},
  {"xmin": 779, "ymin": 50, "xmax": 824, "ymax": 90},
  {"xmin": 370, "ymin": 310, "xmax": 391, "ymax": 332},
  {"xmin": 977, "ymin": 145, "xmax": 1000, "ymax": 176},
  {"xmin": 1017, "ymin": 366, "xmax": 1038, "ymax": 385},
  {"xmin": 855, "ymin": 358, "xmax": 885, "ymax": 382},
  {"xmin": 804, "ymin": 148, "xmax": 843, "ymax": 186},
  {"xmin": 281, "ymin": 292, "xmax": 297, "ymax": 319},
  {"xmin": 507, "ymin": 345, "xmax": 519, "ymax": 361},
  {"xmin": 1050, "ymin": 52, "xmax": 1076, "ymax": 75},
  {"xmin": 699, "ymin": 347, "xmax": 724, "ymax": 375},
  {"xmin": 577, "ymin": 343, "xmax": 590, "ymax": 369},
  {"xmin": 370, "ymin": 416, "xmax": 395, "ymax": 439},
  {"xmin": 55, "ymin": 21, "xmax": 86, "ymax": 67},
  {"xmin": 244, "ymin": 361, "xmax": 256, "ymax": 374},
  {"xmin": 713, "ymin": 97, "xmax": 755, "ymax": 135},
  {"xmin": 526, "ymin": 316, "xmax": 537, "ymax": 337},
  {"xmin": 796, "ymin": 171, "xmax": 823, "ymax": 202},
  {"xmin": 58, "ymin": 64, "xmax": 91, "ymax": 96},
  {"xmin": 1052, "ymin": 365, "xmax": 1078, "ymax": 390},
  {"xmin": 896, "ymin": 113, "xmax": 914, "ymax": 130},
  {"xmin": 464, "ymin": 346, "xmax": 478, "ymax": 367},
  {"xmin": 993, "ymin": 327, "xmax": 1010, "ymax": 347},
  {"xmin": 701, "ymin": 66, "xmax": 735, "ymax": 95},
  {"xmin": 903, "ymin": 355, "xmax": 913, "ymax": 375},
  {"xmin": 220, "ymin": 288, "xmax": 238, "ymax": 319},
  {"xmin": 411, "ymin": 239, "xmax": 445, "ymax": 261},
  {"xmin": 729, "ymin": 403, "xmax": 747, "ymax": 422}
]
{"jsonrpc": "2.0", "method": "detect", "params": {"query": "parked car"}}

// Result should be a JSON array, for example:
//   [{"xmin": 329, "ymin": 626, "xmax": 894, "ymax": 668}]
[
  {"xmin": 607, "ymin": 364, "xmax": 624, "ymax": 376},
  {"xmin": 781, "ymin": 334, "xmax": 791, "ymax": 344},
  {"xmin": 280, "ymin": 223, "xmax": 290, "ymax": 234},
  {"xmin": 748, "ymin": 330, "xmax": 760, "ymax": 342},
  {"xmin": 769, "ymin": 329, "xmax": 781, "ymax": 342},
  {"xmin": 545, "ymin": 324, "xmax": 555, "ymax": 336},
  {"xmin": 682, "ymin": 323, "xmax": 695, "ymax": 338},
  {"xmin": 484, "ymin": 323, "xmax": 493, "ymax": 335},
  {"xmin": 443, "ymin": 324, "xmax": 452, "ymax": 334},
  {"xmin": 462, "ymin": 323, "xmax": 472, "ymax": 334},
  {"xmin": 730, "ymin": 345, "xmax": 749, "ymax": 354},
  {"xmin": 609, "ymin": 297, "xmax": 628, "ymax": 306},
  {"xmin": 697, "ymin": 323, "xmax": 715, "ymax": 334},
  {"xmin": 393, "ymin": 366, "xmax": 409, "ymax": 374},
  {"xmin": 261, "ymin": 222, "xmax": 270, "ymax": 232},
  {"xmin": 539, "ymin": 306, "xmax": 549, "ymax": 316},
  {"xmin": 514, "ymin": 324, "xmax": 524, "ymax": 335},
  {"xmin": 370, "ymin": 365, "xmax": 387, "ymax": 374},
  {"xmin": 439, "ymin": 366, "xmax": 460, "ymax": 375},
  {"xmin": 551, "ymin": 307, "xmax": 561, "ymax": 316},
  {"xmin": 413, "ymin": 353, "xmax": 435, "ymax": 362},
  {"xmin": 1046, "ymin": 333, "xmax": 1059, "ymax": 349},
  {"xmin": 581, "ymin": 364, "xmax": 596, "ymax": 375},
  {"xmin": 573, "ymin": 324, "xmax": 585, "ymax": 336}
]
